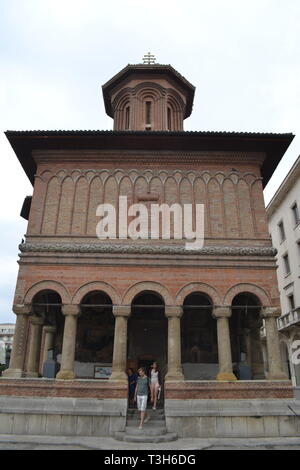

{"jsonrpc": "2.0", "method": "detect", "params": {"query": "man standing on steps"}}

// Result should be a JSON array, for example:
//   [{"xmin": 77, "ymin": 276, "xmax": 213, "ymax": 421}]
[{"xmin": 134, "ymin": 367, "xmax": 151, "ymax": 429}]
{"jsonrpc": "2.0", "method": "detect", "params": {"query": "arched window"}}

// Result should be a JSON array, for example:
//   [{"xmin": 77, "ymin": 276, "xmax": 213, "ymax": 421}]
[
  {"xmin": 145, "ymin": 101, "xmax": 152, "ymax": 130},
  {"xmin": 167, "ymin": 107, "xmax": 172, "ymax": 131},
  {"xmin": 125, "ymin": 106, "xmax": 130, "ymax": 130}
]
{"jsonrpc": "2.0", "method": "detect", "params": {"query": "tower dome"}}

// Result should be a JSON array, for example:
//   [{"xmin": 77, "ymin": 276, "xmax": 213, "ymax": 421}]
[{"xmin": 102, "ymin": 54, "xmax": 195, "ymax": 131}]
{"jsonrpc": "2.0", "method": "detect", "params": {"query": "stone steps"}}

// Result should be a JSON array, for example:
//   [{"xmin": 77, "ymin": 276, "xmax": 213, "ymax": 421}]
[
  {"xmin": 114, "ymin": 407, "xmax": 177, "ymax": 443},
  {"xmin": 125, "ymin": 425, "xmax": 168, "ymax": 436},
  {"xmin": 126, "ymin": 420, "xmax": 166, "ymax": 427},
  {"xmin": 114, "ymin": 431, "xmax": 178, "ymax": 443}
]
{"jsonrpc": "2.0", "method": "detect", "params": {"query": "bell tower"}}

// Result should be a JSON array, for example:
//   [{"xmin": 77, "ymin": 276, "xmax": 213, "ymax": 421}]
[{"xmin": 102, "ymin": 53, "xmax": 195, "ymax": 131}]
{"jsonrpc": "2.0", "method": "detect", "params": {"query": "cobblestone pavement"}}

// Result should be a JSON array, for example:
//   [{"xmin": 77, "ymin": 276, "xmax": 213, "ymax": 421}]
[{"xmin": 0, "ymin": 435, "xmax": 300, "ymax": 450}]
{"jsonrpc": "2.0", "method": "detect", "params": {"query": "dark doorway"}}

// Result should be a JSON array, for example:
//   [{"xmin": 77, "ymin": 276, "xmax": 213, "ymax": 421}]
[
  {"xmin": 230, "ymin": 292, "xmax": 265, "ymax": 380},
  {"xmin": 127, "ymin": 291, "xmax": 167, "ymax": 404},
  {"xmin": 76, "ymin": 291, "xmax": 114, "ymax": 378},
  {"xmin": 32, "ymin": 289, "xmax": 63, "ymax": 368},
  {"xmin": 181, "ymin": 292, "xmax": 218, "ymax": 379}
]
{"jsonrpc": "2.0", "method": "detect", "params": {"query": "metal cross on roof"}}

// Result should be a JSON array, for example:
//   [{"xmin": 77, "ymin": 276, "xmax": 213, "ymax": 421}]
[{"xmin": 142, "ymin": 52, "xmax": 156, "ymax": 64}]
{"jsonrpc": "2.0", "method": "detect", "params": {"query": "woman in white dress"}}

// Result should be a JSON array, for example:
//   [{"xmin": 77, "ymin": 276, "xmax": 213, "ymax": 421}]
[{"xmin": 149, "ymin": 362, "xmax": 161, "ymax": 410}]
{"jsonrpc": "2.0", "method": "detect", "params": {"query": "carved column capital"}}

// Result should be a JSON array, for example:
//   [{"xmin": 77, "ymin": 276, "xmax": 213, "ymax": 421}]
[
  {"xmin": 61, "ymin": 305, "xmax": 80, "ymax": 316},
  {"xmin": 43, "ymin": 325, "xmax": 56, "ymax": 334},
  {"xmin": 165, "ymin": 306, "xmax": 183, "ymax": 318},
  {"xmin": 112, "ymin": 306, "xmax": 131, "ymax": 317},
  {"xmin": 30, "ymin": 315, "xmax": 44, "ymax": 326},
  {"xmin": 12, "ymin": 304, "xmax": 32, "ymax": 316},
  {"xmin": 213, "ymin": 306, "xmax": 232, "ymax": 319},
  {"xmin": 262, "ymin": 307, "xmax": 281, "ymax": 319}
]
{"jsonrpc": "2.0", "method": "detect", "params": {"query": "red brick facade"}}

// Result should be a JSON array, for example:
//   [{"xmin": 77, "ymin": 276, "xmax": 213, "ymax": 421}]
[{"xmin": 3, "ymin": 62, "xmax": 294, "ymax": 395}]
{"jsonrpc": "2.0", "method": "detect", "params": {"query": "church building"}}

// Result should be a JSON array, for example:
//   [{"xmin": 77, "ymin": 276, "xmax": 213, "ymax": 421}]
[{"xmin": 1, "ymin": 55, "xmax": 299, "ymax": 440}]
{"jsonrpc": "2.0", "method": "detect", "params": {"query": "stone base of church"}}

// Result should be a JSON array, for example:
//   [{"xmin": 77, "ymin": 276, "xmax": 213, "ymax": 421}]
[
  {"xmin": 0, "ymin": 378, "xmax": 127, "ymax": 399},
  {"xmin": 163, "ymin": 381, "xmax": 299, "ymax": 438},
  {"xmin": 0, "ymin": 379, "xmax": 298, "ymax": 438},
  {"xmin": 165, "ymin": 397, "xmax": 300, "ymax": 438},
  {"xmin": 164, "ymin": 380, "xmax": 294, "ymax": 399},
  {"xmin": 0, "ymin": 395, "xmax": 127, "ymax": 437}
]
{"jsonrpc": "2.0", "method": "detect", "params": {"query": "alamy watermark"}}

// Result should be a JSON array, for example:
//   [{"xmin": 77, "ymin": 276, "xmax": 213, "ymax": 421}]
[
  {"xmin": 95, "ymin": 196, "xmax": 204, "ymax": 250},
  {"xmin": 291, "ymin": 340, "xmax": 300, "ymax": 365},
  {"xmin": 95, "ymin": 197, "xmax": 300, "ymax": 365}
]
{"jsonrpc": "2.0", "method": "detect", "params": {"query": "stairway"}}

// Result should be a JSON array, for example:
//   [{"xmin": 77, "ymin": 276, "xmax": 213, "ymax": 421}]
[{"xmin": 114, "ymin": 407, "xmax": 178, "ymax": 443}]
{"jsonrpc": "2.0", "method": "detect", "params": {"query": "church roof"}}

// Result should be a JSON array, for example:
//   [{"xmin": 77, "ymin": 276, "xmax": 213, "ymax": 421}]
[
  {"xmin": 102, "ymin": 64, "xmax": 196, "ymax": 119},
  {"xmin": 5, "ymin": 129, "xmax": 294, "ymax": 188}
]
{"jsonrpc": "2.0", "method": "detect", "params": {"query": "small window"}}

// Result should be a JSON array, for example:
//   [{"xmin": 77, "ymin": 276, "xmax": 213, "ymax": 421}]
[
  {"xmin": 145, "ymin": 101, "xmax": 152, "ymax": 128},
  {"xmin": 288, "ymin": 294, "xmax": 295, "ymax": 311},
  {"xmin": 283, "ymin": 253, "xmax": 291, "ymax": 275},
  {"xmin": 167, "ymin": 107, "xmax": 172, "ymax": 131},
  {"xmin": 278, "ymin": 221, "xmax": 286, "ymax": 242},
  {"xmin": 291, "ymin": 202, "xmax": 300, "ymax": 226},
  {"xmin": 297, "ymin": 240, "xmax": 300, "ymax": 261},
  {"xmin": 125, "ymin": 106, "xmax": 130, "ymax": 130}
]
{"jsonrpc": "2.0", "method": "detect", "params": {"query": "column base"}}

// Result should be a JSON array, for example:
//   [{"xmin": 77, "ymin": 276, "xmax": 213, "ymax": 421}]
[
  {"xmin": 2, "ymin": 368, "xmax": 23, "ymax": 378},
  {"xmin": 23, "ymin": 372, "xmax": 39, "ymax": 378},
  {"xmin": 216, "ymin": 372, "xmax": 237, "ymax": 381},
  {"xmin": 109, "ymin": 371, "xmax": 128, "ymax": 381},
  {"xmin": 253, "ymin": 373, "xmax": 266, "ymax": 380},
  {"xmin": 165, "ymin": 370, "xmax": 185, "ymax": 381},
  {"xmin": 56, "ymin": 370, "xmax": 76, "ymax": 380},
  {"xmin": 267, "ymin": 371, "xmax": 288, "ymax": 380}
]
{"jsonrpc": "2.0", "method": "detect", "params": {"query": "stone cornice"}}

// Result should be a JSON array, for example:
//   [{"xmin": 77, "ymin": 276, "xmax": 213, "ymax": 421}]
[
  {"xmin": 5, "ymin": 130, "xmax": 294, "ymax": 187},
  {"xmin": 19, "ymin": 242, "xmax": 277, "ymax": 257},
  {"xmin": 266, "ymin": 155, "xmax": 300, "ymax": 218},
  {"xmin": 33, "ymin": 149, "xmax": 265, "ymax": 165}
]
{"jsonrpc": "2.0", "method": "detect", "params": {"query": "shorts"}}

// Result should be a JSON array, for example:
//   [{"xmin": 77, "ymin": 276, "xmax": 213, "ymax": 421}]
[
  {"xmin": 151, "ymin": 379, "xmax": 159, "ymax": 388},
  {"xmin": 137, "ymin": 395, "xmax": 148, "ymax": 411}
]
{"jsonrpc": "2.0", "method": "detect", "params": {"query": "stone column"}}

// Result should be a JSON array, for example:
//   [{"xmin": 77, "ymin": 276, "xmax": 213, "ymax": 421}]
[
  {"xmin": 41, "ymin": 326, "xmax": 56, "ymax": 368},
  {"xmin": 109, "ymin": 306, "xmax": 130, "ymax": 381},
  {"xmin": 3, "ymin": 304, "xmax": 32, "ymax": 378},
  {"xmin": 249, "ymin": 318, "xmax": 265, "ymax": 379},
  {"xmin": 214, "ymin": 307, "xmax": 237, "ymax": 381},
  {"xmin": 262, "ymin": 307, "xmax": 288, "ymax": 380},
  {"xmin": 165, "ymin": 306, "xmax": 184, "ymax": 381},
  {"xmin": 25, "ymin": 315, "xmax": 44, "ymax": 377},
  {"xmin": 56, "ymin": 305, "xmax": 80, "ymax": 380}
]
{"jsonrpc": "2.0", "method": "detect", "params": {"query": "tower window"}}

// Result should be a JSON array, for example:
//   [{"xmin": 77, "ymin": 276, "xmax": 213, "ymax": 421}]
[
  {"xmin": 278, "ymin": 220, "xmax": 286, "ymax": 242},
  {"xmin": 125, "ymin": 106, "xmax": 130, "ymax": 130},
  {"xmin": 145, "ymin": 101, "xmax": 152, "ymax": 128},
  {"xmin": 167, "ymin": 107, "xmax": 172, "ymax": 131},
  {"xmin": 291, "ymin": 202, "xmax": 300, "ymax": 226},
  {"xmin": 288, "ymin": 294, "xmax": 295, "ymax": 311},
  {"xmin": 283, "ymin": 253, "xmax": 291, "ymax": 275}
]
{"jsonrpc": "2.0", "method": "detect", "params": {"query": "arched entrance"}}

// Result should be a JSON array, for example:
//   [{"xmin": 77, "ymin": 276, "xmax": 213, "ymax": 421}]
[
  {"xmin": 31, "ymin": 289, "xmax": 63, "ymax": 376},
  {"xmin": 127, "ymin": 291, "xmax": 167, "ymax": 378},
  {"xmin": 230, "ymin": 292, "xmax": 265, "ymax": 379},
  {"xmin": 181, "ymin": 292, "xmax": 218, "ymax": 379},
  {"xmin": 75, "ymin": 291, "xmax": 114, "ymax": 378}
]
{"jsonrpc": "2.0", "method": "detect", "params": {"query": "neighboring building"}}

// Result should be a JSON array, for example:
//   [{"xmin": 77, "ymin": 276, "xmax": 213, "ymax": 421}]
[
  {"xmin": 1, "ymin": 56, "xmax": 298, "ymax": 440},
  {"xmin": 267, "ymin": 155, "xmax": 300, "ymax": 386},
  {"xmin": 0, "ymin": 324, "xmax": 15, "ymax": 367}
]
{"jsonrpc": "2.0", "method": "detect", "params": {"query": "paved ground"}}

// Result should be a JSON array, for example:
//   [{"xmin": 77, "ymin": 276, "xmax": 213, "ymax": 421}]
[{"xmin": 0, "ymin": 434, "xmax": 300, "ymax": 450}]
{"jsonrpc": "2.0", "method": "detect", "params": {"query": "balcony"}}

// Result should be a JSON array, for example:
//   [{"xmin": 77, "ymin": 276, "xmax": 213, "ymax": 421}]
[{"xmin": 277, "ymin": 308, "xmax": 300, "ymax": 331}]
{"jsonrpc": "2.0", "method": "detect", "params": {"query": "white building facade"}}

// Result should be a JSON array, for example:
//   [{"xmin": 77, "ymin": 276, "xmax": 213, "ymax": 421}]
[
  {"xmin": 0, "ymin": 324, "xmax": 15, "ymax": 368},
  {"xmin": 267, "ymin": 156, "xmax": 300, "ymax": 386}
]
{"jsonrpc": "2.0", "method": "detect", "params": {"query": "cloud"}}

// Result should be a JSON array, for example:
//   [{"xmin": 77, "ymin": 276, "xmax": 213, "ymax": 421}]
[{"xmin": 0, "ymin": 0, "xmax": 299, "ymax": 325}]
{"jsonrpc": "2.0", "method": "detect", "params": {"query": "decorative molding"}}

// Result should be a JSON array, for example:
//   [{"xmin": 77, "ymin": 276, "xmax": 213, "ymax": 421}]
[
  {"xmin": 19, "ymin": 242, "xmax": 277, "ymax": 257},
  {"xmin": 37, "ymin": 167, "xmax": 262, "ymax": 185}
]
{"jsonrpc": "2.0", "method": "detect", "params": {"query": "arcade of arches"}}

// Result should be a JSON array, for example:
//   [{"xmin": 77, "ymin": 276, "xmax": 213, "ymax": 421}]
[{"xmin": 6, "ymin": 286, "xmax": 287, "ymax": 383}]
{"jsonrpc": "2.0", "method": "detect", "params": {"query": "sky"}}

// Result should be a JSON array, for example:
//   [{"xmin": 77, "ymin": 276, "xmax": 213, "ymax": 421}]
[{"xmin": 0, "ymin": 0, "xmax": 299, "ymax": 323}]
